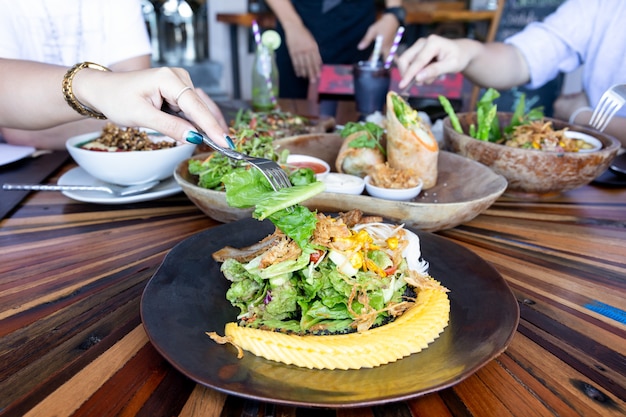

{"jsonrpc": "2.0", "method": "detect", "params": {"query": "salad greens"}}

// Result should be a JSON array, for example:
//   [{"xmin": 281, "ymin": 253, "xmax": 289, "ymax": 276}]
[
  {"xmin": 188, "ymin": 131, "xmax": 316, "ymax": 191},
  {"xmin": 231, "ymin": 108, "xmax": 312, "ymax": 139},
  {"xmin": 222, "ymin": 167, "xmax": 322, "ymax": 249},
  {"xmin": 391, "ymin": 93, "xmax": 421, "ymax": 128},
  {"xmin": 340, "ymin": 121, "xmax": 386, "ymax": 156},
  {"xmin": 439, "ymin": 88, "xmax": 544, "ymax": 143},
  {"xmin": 188, "ymin": 134, "xmax": 283, "ymax": 190},
  {"xmin": 222, "ymin": 167, "xmax": 319, "ymax": 242},
  {"xmin": 220, "ymin": 167, "xmax": 429, "ymax": 335}
]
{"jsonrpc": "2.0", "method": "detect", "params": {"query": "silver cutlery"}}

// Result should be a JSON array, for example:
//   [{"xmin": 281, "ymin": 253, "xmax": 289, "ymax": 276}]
[
  {"xmin": 161, "ymin": 105, "xmax": 292, "ymax": 191},
  {"xmin": 2, "ymin": 180, "xmax": 160, "ymax": 197},
  {"xmin": 589, "ymin": 84, "xmax": 626, "ymax": 132},
  {"xmin": 186, "ymin": 131, "xmax": 292, "ymax": 191}
]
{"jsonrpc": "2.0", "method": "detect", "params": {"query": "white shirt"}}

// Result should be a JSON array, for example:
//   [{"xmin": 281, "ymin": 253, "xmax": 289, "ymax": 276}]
[
  {"xmin": 0, "ymin": 0, "xmax": 151, "ymax": 67},
  {"xmin": 506, "ymin": 0, "xmax": 626, "ymax": 117}
]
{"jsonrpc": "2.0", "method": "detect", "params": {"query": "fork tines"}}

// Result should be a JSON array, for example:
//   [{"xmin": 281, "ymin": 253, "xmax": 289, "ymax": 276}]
[
  {"xmin": 248, "ymin": 158, "xmax": 291, "ymax": 191},
  {"xmin": 589, "ymin": 84, "xmax": 626, "ymax": 132}
]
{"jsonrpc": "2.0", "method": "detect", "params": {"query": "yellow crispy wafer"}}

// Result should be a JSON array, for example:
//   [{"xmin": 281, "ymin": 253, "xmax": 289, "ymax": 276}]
[{"xmin": 210, "ymin": 284, "xmax": 449, "ymax": 370}]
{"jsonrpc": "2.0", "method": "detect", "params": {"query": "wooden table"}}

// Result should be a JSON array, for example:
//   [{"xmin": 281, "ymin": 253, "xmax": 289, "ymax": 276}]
[{"xmin": 1, "ymin": 101, "xmax": 625, "ymax": 416}]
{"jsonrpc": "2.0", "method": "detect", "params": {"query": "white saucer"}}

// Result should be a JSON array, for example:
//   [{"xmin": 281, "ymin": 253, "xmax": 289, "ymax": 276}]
[
  {"xmin": 0, "ymin": 144, "xmax": 36, "ymax": 166},
  {"xmin": 58, "ymin": 167, "xmax": 181, "ymax": 204}
]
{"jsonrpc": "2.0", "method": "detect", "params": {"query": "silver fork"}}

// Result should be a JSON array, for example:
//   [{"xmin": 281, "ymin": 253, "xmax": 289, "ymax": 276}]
[
  {"xmin": 589, "ymin": 84, "xmax": 626, "ymax": 132},
  {"xmin": 187, "ymin": 131, "xmax": 292, "ymax": 191},
  {"xmin": 162, "ymin": 105, "xmax": 292, "ymax": 191}
]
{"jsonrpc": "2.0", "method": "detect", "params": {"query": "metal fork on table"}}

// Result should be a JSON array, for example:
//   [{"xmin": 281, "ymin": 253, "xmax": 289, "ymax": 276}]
[{"xmin": 589, "ymin": 84, "xmax": 626, "ymax": 132}]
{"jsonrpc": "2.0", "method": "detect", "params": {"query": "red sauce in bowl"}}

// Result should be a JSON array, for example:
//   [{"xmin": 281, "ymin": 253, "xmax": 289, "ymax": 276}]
[{"xmin": 289, "ymin": 161, "xmax": 328, "ymax": 174}]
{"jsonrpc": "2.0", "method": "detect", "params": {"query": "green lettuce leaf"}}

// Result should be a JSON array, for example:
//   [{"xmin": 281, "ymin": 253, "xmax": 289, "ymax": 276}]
[{"xmin": 222, "ymin": 164, "xmax": 324, "ymax": 249}]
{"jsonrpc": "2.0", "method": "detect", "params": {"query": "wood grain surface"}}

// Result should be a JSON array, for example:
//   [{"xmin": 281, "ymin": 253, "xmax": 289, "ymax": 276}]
[{"xmin": 1, "ymin": 101, "xmax": 625, "ymax": 416}]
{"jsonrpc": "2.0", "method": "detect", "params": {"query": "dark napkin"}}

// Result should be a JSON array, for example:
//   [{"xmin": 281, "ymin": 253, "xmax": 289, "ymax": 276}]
[{"xmin": 0, "ymin": 151, "xmax": 69, "ymax": 219}]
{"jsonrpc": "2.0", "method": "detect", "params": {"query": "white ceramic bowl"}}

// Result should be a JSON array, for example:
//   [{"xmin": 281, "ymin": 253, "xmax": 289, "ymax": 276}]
[
  {"xmin": 564, "ymin": 131, "xmax": 602, "ymax": 152},
  {"xmin": 66, "ymin": 131, "xmax": 196, "ymax": 185},
  {"xmin": 286, "ymin": 154, "xmax": 330, "ymax": 180},
  {"xmin": 364, "ymin": 175, "xmax": 423, "ymax": 201},
  {"xmin": 321, "ymin": 173, "xmax": 365, "ymax": 195}
]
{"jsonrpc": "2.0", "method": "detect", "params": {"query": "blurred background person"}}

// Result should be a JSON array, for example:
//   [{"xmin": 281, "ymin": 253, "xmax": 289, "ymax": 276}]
[
  {"xmin": 265, "ymin": 0, "xmax": 405, "ymax": 115},
  {"xmin": 396, "ymin": 0, "xmax": 626, "ymax": 147},
  {"xmin": 0, "ymin": 0, "xmax": 152, "ymax": 149}
]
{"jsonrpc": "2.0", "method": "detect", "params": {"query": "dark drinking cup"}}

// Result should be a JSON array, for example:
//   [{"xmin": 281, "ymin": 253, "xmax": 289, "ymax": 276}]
[{"xmin": 352, "ymin": 61, "xmax": 391, "ymax": 116}]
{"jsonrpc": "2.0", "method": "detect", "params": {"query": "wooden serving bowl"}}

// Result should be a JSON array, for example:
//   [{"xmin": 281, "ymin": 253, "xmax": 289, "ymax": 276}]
[
  {"xmin": 175, "ymin": 133, "xmax": 508, "ymax": 232},
  {"xmin": 443, "ymin": 113, "xmax": 621, "ymax": 198}
]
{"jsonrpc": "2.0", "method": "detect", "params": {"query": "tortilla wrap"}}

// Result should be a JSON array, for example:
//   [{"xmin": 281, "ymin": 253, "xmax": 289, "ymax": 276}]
[
  {"xmin": 385, "ymin": 92, "xmax": 438, "ymax": 189},
  {"xmin": 335, "ymin": 131, "xmax": 385, "ymax": 178}
]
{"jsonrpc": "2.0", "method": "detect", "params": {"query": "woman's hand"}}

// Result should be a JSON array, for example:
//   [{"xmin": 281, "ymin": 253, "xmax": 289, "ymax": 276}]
[
  {"xmin": 75, "ymin": 66, "xmax": 230, "ymax": 147},
  {"xmin": 397, "ymin": 35, "xmax": 472, "ymax": 88}
]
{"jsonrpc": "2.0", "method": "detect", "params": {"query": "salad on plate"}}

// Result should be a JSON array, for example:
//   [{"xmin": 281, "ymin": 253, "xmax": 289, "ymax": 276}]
[{"xmin": 206, "ymin": 165, "xmax": 450, "ymax": 370}]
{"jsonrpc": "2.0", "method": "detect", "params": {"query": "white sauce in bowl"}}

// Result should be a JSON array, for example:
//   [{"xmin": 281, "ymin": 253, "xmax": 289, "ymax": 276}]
[{"xmin": 322, "ymin": 173, "xmax": 365, "ymax": 195}]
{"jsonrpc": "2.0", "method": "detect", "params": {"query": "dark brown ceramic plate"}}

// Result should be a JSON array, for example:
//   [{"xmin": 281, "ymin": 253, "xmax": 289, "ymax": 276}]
[{"xmin": 140, "ymin": 218, "xmax": 519, "ymax": 408}]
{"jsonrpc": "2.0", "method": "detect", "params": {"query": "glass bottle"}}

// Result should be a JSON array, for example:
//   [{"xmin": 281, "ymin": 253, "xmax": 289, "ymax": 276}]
[
  {"xmin": 251, "ymin": 44, "xmax": 279, "ymax": 112},
  {"xmin": 158, "ymin": 0, "xmax": 196, "ymax": 66},
  {"xmin": 141, "ymin": 0, "xmax": 159, "ymax": 64}
]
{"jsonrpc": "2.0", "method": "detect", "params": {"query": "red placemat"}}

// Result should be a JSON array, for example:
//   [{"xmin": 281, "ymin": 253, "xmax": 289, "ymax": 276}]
[{"xmin": 317, "ymin": 64, "xmax": 463, "ymax": 100}]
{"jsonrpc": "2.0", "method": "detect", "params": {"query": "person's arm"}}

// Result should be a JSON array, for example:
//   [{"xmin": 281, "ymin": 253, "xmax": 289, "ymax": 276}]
[
  {"xmin": 0, "ymin": 59, "xmax": 229, "ymax": 147},
  {"xmin": 396, "ymin": 35, "xmax": 530, "ymax": 90},
  {"xmin": 0, "ymin": 55, "xmax": 153, "ymax": 150},
  {"xmin": 265, "ymin": 0, "xmax": 322, "ymax": 81}
]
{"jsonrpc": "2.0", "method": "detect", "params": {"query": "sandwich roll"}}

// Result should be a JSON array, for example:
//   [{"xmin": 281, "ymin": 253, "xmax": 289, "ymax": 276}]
[
  {"xmin": 385, "ymin": 92, "xmax": 438, "ymax": 189},
  {"xmin": 335, "ymin": 131, "xmax": 386, "ymax": 177}
]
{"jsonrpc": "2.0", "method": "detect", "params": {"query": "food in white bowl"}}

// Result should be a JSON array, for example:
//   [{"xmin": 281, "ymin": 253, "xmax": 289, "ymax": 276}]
[
  {"xmin": 502, "ymin": 120, "xmax": 603, "ymax": 153},
  {"xmin": 563, "ymin": 131, "xmax": 602, "ymax": 152},
  {"xmin": 321, "ymin": 173, "xmax": 365, "ymax": 195},
  {"xmin": 66, "ymin": 125, "xmax": 195, "ymax": 185},
  {"xmin": 286, "ymin": 154, "xmax": 330, "ymax": 180},
  {"xmin": 364, "ymin": 175, "xmax": 423, "ymax": 201}
]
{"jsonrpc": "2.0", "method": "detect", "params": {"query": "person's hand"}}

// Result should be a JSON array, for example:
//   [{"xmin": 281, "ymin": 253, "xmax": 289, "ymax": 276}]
[
  {"xmin": 76, "ymin": 66, "xmax": 230, "ymax": 147},
  {"xmin": 284, "ymin": 24, "xmax": 322, "ymax": 82},
  {"xmin": 396, "ymin": 35, "xmax": 471, "ymax": 89},
  {"xmin": 357, "ymin": 14, "xmax": 399, "ymax": 58},
  {"xmin": 553, "ymin": 91, "xmax": 590, "ymax": 123}
]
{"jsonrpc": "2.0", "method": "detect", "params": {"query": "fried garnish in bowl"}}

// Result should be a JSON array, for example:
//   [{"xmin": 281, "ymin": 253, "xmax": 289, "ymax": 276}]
[
  {"xmin": 370, "ymin": 163, "xmax": 420, "ymax": 189},
  {"xmin": 504, "ymin": 120, "xmax": 596, "ymax": 152}
]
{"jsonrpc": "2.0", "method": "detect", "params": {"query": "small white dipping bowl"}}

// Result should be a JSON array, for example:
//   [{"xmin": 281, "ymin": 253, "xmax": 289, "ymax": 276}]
[
  {"xmin": 364, "ymin": 175, "xmax": 423, "ymax": 201},
  {"xmin": 286, "ymin": 154, "xmax": 330, "ymax": 180},
  {"xmin": 66, "ymin": 131, "xmax": 196, "ymax": 185},
  {"xmin": 322, "ymin": 173, "xmax": 365, "ymax": 195},
  {"xmin": 564, "ymin": 131, "xmax": 603, "ymax": 152}
]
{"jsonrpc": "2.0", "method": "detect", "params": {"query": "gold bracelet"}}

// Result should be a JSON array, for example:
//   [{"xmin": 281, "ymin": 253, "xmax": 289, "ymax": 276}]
[{"xmin": 62, "ymin": 62, "xmax": 111, "ymax": 120}]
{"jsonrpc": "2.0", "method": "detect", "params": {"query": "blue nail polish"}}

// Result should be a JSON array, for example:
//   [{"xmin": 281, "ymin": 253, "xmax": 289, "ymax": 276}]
[
  {"xmin": 185, "ymin": 131, "xmax": 203, "ymax": 145},
  {"xmin": 224, "ymin": 134, "xmax": 235, "ymax": 149}
]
